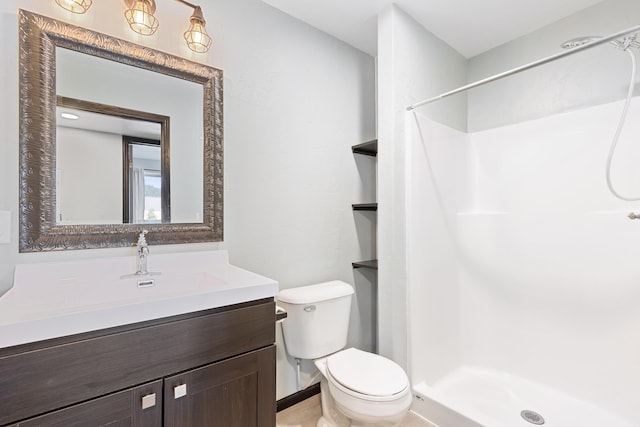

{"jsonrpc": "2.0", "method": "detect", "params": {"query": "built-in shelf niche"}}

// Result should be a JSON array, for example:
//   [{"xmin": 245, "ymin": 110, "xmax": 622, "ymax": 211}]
[
  {"xmin": 351, "ymin": 139, "xmax": 377, "ymax": 156},
  {"xmin": 352, "ymin": 139, "xmax": 378, "ymax": 271},
  {"xmin": 352, "ymin": 203, "xmax": 377, "ymax": 211}
]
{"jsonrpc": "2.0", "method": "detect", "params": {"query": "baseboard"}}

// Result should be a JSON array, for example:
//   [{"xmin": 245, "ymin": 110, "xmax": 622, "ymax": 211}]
[{"xmin": 276, "ymin": 382, "xmax": 321, "ymax": 412}]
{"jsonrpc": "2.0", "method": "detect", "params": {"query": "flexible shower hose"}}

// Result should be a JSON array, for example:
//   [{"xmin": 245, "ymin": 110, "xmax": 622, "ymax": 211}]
[{"xmin": 605, "ymin": 48, "xmax": 639, "ymax": 200}]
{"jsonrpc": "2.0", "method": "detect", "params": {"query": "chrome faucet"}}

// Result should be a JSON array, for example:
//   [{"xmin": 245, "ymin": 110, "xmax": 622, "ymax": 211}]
[
  {"xmin": 120, "ymin": 230, "xmax": 160, "ymax": 281},
  {"xmin": 136, "ymin": 230, "xmax": 149, "ymax": 275}
]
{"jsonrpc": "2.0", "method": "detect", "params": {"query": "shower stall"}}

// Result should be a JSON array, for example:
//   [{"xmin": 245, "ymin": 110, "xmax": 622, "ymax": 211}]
[{"xmin": 404, "ymin": 21, "xmax": 640, "ymax": 427}]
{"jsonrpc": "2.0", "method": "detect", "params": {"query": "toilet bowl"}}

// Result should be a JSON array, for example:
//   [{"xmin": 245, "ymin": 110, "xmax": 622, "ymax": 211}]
[
  {"xmin": 277, "ymin": 281, "xmax": 412, "ymax": 426},
  {"xmin": 316, "ymin": 348, "xmax": 412, "ymax": 427}
]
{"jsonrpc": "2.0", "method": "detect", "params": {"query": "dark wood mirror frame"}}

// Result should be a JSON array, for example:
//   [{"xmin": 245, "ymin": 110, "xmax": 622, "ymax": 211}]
[{"xmin": 18, "ymin": 9, "xmax": 223, "ymax": 252}]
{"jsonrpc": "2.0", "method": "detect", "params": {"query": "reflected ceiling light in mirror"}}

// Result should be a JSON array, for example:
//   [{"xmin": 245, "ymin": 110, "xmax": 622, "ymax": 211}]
[
  {"xmin": 61, "ymin": 112, "xmax": 80, "ymax": 120},
  {"xmin": 124, "ymin": 0, "xmax": 160, "ymax": 36},
  {"xmin": 180, "ymin": 3, "xmax": 212, "ymax": 53},
  {"xmin": 54, "ymin": 0, "xmax": 93, "ymax": 14}
]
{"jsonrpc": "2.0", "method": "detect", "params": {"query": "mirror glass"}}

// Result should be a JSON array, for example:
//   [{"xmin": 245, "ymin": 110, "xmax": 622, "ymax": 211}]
[
  {"xmin": 18, "ymin": 10, "xmax": 224, "ymax": 252},
  {"xmin": 56, "ymin": 47, "xmax": 203, "ymax": 224}
]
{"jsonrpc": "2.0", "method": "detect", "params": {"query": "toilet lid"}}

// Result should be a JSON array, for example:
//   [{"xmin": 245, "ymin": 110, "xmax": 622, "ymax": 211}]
[{"xmin": 326, "ymin": 348, "xmax": 408, "ymax": 397}]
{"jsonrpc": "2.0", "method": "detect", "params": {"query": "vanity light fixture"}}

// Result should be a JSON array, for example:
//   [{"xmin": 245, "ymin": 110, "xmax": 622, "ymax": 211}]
[
  {"xmin": 55, "ymin": 0, "xmax": 212, "ymax": 53},
  {"xmin": 124, "ymin": 0, "xmax": 160, "ymax": 36},
  {"xmin": 124, "ymin": 0, "xmax": 212, "ymax": 53},
  {"xmin": 54, "ymin": 0, "xmax": 93, "ymax": 14},
  {"xmin": 178, "ymin": 0, "xmax": 213, "ymax": 53}
]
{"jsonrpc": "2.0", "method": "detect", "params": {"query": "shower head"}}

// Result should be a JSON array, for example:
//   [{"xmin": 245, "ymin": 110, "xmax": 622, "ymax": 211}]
[{"xmin": 561, "ymin": 34, "xmax": 640, "ymax": 50}]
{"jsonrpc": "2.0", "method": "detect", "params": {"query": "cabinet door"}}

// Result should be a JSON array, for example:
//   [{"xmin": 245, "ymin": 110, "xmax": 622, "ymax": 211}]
[
  {"xmin": 164, "ymin": 346, "xmax": 276, "ymax": 427},
  {"xmin": 6, "ymin": 380, "xmax": 162, "ymax": 427}
]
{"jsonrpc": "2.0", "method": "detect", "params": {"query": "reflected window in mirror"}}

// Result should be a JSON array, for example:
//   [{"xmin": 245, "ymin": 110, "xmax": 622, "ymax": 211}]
[{"xmin": 123, "ymin": 136, "xmax": 171, "ymax": 224}]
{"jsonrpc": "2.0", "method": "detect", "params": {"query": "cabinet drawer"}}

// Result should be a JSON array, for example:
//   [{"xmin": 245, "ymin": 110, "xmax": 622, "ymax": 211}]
[{"xmin": 0, "ymin": 300, "xmax": 274, "ymax": 426}]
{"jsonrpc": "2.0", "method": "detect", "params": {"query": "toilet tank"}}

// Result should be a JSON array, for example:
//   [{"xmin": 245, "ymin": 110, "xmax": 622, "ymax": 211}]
[{"xmin": 277, "ymin": 280, "xmax": 354, "ymax": 360}]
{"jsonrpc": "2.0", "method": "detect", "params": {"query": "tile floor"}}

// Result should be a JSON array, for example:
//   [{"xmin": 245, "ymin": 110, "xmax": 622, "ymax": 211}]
[{"xmin": 276, "ymin": 394, "xmax": 436, "ymax": 427}]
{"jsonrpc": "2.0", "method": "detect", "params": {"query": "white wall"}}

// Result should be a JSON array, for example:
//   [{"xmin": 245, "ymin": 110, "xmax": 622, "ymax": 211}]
[
  {"xmin": 377, "ymin": 5, "xmax": 467, "ymax": 370},
  {"xmin": 0, "ymin": 0, "xmax": 375, "ymax": 400},
  {"xmin": 56, "ymin": 127, "xmax": 122, "ymax": 224}
]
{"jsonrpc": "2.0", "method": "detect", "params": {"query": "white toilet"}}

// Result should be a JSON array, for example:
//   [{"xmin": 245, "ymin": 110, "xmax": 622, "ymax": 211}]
[{"xmin": 278, "ymin": 280, "xmax": 412, "ymax": 427}]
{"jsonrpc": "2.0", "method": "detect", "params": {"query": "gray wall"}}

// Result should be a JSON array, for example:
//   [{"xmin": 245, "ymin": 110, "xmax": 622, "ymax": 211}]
[
  {"xmin": 377, "ymin": 5, "xmax": 467, "ymax": 369},
  {"xmin": 468, "ymin": 0, "xmax": 640, "ymax": 131},
  {"xmin": 0, "ymin": 0, "xmax": 375, "ymax": 400}
]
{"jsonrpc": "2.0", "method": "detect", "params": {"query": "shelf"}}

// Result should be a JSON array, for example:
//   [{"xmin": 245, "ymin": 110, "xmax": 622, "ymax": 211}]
[
  {"xmin": 352, "ymin": 140, "xmax": 377, "ymax": 156},
  {"xmin": 276, "ymin": 308, "xmax": 288, "ymax": 322},
  {"xmin": 352, "ymin": 260, "xmax": 378, "ymax": 270},
  {"xmin": 352, "ymin": 203, "xmax": 377, "ymax": 211}
]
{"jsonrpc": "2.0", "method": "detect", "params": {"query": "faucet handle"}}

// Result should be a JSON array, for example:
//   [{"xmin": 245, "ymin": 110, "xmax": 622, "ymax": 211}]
[{"xmin": 137, "ymin": 230, "xmax": 149, "ymax": 246}]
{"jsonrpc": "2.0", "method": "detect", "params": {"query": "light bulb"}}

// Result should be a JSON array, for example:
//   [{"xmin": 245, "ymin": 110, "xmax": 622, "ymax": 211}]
[
  {"xmin": 124, "ymin": 0, "xmax": 159, "ymax": 36},
  {"xmin": 55, "ymin": 0, "xmax": 93, "ymax": 14},
  {"xmin": 183, "ymin": 7, "xmax": 212, "ymax": 53}
]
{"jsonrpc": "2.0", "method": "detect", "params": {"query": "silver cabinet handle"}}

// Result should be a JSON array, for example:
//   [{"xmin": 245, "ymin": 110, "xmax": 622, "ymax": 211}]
[
  {"xmin": 141, "ymin": 393, "xmax": 156, "ymax": 410},
  {"xmin": 174, "ymin": 383, "xmax": 187, "ymax": 399}
]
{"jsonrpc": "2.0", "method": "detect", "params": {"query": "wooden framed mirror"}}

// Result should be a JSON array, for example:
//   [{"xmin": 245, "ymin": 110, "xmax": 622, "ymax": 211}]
[{"xmin": 18, "ymin": 10, "xmax": 223, "ymax": 251}]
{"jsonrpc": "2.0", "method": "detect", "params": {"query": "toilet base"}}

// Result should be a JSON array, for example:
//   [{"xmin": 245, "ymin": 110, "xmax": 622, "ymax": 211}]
[
  {"xmin": 316, "ymin": 415, "xmax": 345, "ymax": 427},
  {"xmin": 316, "ymin": 377, "xmax": 407, "ymax": 427},
  {"xmin": 316, "ymin": 415, "xmax": 400, "ymax": 427},
  {"xmin": 317, "ymin": 379, "xmax": 350, "ymax": 426}
]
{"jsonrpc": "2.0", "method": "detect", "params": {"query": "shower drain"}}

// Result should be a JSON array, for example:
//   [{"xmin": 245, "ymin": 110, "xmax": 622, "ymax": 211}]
[{"xmin": 521, "ymin": 410, "xmax": 545, "ymax": 425}]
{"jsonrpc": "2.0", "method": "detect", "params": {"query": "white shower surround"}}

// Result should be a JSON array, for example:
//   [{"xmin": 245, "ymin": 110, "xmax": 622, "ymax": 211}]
[{"xmin": 407, "ymin": 97, "xmax": 640, "ymax": 426}]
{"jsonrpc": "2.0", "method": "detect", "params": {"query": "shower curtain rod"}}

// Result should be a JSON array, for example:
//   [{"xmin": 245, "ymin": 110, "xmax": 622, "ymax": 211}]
[{"xmin": 406, "ymin": 24, "xmax": 640, "ymax": 111}]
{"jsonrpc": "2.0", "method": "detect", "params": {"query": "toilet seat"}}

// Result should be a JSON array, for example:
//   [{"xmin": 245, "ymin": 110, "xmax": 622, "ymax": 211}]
[{"xmin": 326, "ymin": 348, "xmax": 409, "ymax": 401}]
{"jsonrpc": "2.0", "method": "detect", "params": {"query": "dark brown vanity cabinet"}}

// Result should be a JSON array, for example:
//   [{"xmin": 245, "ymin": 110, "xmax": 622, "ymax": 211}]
[
  {"xmin": 164, "ymin": 346, "xmax": 274, "ymax": 427},
  {"xmin": 6, "ymin": 380, "xmax": 164, "ymax": 426},
  {"xmin": 0, "ymin": 299, "xmax": 276, "ymax": 427}
]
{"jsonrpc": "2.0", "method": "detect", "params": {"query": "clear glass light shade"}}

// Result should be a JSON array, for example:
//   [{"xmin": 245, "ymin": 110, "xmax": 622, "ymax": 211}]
[
  {"xmin": 184, "ymin": 20, "xmax": 212, "ymax": 53},
  {"xmin": 55, "ymin": 0, "xmax": 93, "ymax": 14},
  {"xmin": 124, "ymin": 0, "xmax": 159, "ymax": 36}
]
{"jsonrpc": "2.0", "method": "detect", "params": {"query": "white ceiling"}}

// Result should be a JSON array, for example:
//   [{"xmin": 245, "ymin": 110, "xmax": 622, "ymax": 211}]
[
  {"xmin": 57, "ymin": 107, "xmax": 162, "ymax": 141},
  {"xmin": 261, "ymin": 0, "xmax": 606, "ymax": 58}
]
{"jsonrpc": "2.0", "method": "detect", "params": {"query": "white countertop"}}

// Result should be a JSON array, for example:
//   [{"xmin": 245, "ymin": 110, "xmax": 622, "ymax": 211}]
[{"xmin": 0, "ymin": 250, "xmax": 278, "ymax": 349}]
